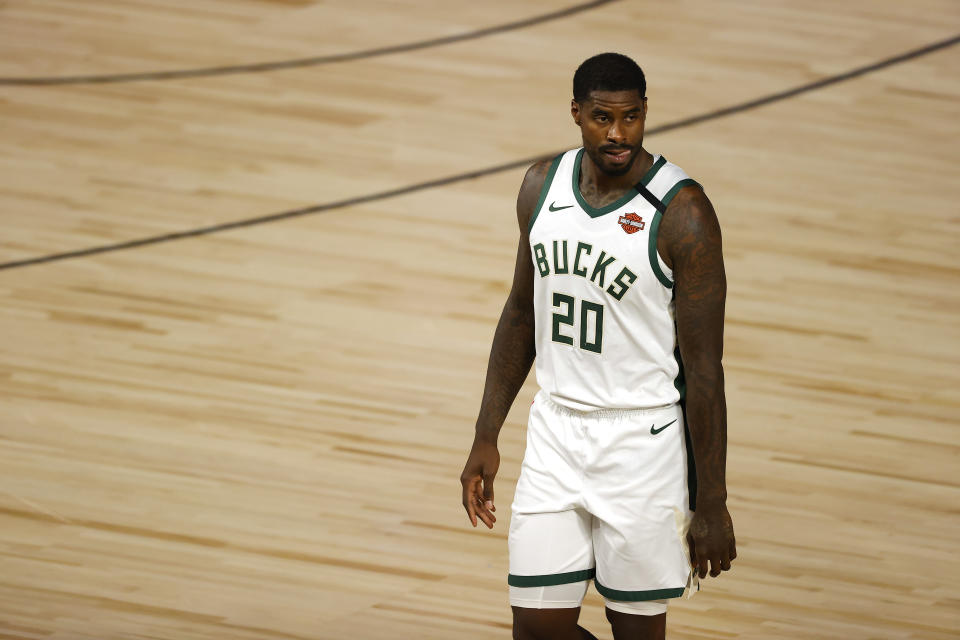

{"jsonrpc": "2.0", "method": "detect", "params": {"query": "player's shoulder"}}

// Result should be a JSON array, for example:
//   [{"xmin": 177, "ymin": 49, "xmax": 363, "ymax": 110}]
[
  {"xmin": 652, "ymin": 156, "xmax": 720, "ymax": 261},
  {"xmin": 516, "ymin": 154, "xmax": 563, "ymax": 230},
  {"xmin": 645, "ymin": 156, "xmax": 695, "ymax": 200},
  {"xmin": 518, "ymin": 157, "xmax": 556, "ymax": 201},
  {"xmin": 647, "ymin": 155, "xmax": 711, "ymax": 220},
  {"xmin": 658, "ymin": 178, "xmax": 720, "ymax": 267}
]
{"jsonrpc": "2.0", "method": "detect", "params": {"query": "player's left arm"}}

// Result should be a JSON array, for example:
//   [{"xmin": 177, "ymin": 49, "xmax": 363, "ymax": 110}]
[{"xmin": 658, "ymin": 184, "xmax": 737, "ymax": 580}]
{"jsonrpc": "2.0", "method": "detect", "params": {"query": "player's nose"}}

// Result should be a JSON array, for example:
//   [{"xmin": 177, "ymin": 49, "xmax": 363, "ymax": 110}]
[{"xmin": 606, "ymin": 120, "xmax": 626, "ymax": 143}]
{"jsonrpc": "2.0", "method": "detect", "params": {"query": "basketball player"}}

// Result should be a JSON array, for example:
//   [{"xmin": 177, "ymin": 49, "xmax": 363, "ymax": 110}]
[{"xmin": 460, "ymin": 53, "xmax": 736, "ymax": 639}]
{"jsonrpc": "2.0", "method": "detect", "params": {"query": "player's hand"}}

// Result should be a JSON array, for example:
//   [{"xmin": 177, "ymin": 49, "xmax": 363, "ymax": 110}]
[
  {"xmin": 460, "ymin": 437, "xmax": 500, "ymax": 529},
  {"xmin": 686, "ymin": 500, "xmax": 736, "ymax": 579}
]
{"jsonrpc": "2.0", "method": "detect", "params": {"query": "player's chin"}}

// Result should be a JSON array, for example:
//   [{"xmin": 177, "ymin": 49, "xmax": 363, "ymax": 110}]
[{"xmin": 600, "ymin": 156, "xmax": 634, "ymax": 176}]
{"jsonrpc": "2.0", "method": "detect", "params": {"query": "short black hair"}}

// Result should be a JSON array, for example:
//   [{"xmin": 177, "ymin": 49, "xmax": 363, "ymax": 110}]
[{"xmin": 573, "ymin": 53, "xmax": 646, "ymax": 103}]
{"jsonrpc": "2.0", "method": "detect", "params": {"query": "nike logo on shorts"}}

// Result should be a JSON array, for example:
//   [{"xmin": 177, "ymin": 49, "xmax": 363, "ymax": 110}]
[{"xmin": 650, "ymin": 419, "xmax": 677, "ymax": 435}]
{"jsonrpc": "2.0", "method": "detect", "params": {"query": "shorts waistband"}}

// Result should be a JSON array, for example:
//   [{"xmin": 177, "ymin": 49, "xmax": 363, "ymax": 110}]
[{"xmin": 537, "ymin": 391, "xmax": 676, "ymax": 418}]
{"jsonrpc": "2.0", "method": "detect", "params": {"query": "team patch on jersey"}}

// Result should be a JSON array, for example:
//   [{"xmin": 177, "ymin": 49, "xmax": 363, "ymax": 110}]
[{"xmin": 618, "ymin": 213, "xmax": 645, "ymax": 234}]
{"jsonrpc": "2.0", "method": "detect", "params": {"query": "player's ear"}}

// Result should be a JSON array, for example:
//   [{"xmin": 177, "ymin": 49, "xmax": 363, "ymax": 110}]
[{"xmin": 571, "ymin": 99, "xmax": 582, "ymax": 126}]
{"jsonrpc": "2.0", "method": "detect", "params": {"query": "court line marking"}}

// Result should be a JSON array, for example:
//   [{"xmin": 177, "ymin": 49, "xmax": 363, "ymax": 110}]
[
  {"xmin": 0, "ymin": 33, "xmax": 957, "ymax": 272},
  {"xmin": 0, "ymin": 0, "xmax": 618, "ymax": 86}
]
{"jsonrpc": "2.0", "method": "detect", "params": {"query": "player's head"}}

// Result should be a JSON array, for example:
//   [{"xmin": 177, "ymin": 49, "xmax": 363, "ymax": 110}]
[{"xmin": 571, "ymin": 53, "xmax": 648, "ymax": 176}]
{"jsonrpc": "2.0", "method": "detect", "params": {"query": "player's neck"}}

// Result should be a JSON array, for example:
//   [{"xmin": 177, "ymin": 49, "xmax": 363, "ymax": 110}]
[{"xmin": 580, "ymin": 148, "xmax": 653, "ymax": 196}]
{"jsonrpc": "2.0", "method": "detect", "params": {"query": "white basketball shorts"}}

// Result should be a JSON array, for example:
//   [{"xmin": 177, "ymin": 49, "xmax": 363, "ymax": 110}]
[{"xmin": 508, "ymin": 391, "xmax": 698, "ymax": 611}]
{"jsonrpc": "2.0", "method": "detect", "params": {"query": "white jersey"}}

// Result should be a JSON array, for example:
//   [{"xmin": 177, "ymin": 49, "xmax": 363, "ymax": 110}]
[{"xmin": 529, "ymin": 148, "xmax": 700, "ymax": 411}]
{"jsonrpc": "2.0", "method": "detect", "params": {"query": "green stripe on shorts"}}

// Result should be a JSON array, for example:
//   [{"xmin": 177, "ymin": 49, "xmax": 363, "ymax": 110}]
[
  {"xmin": 508, "ymin": 568, "xmax": 596, "ymax": 587},
  {"xmin": 594, "ymin": 579, "xmax": 685, "ymax": 601}
]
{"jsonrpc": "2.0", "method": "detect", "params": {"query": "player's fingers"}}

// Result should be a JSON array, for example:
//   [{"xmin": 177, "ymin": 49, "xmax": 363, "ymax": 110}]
[
  {"xmin": 692, "ymin": 540, "xmax": 709, "ymax": 579},
  {"xmin": 462, "ymin": 477, "xmax": 479, "ymax": 527},
  {"xmin": 464, "ymin": 499, "xmax": 478, "ymax": 528},
  {"xmin": 729, "ymin": 539, "xmax": 737, "ymax": 561},
  {"xmin": 697, "ymin": 541, "xmax": 713, "ymax": 579},
  {"xmin": 474, "ymin": 496, "xmax": 495, "ymax": 528},
  {"xmin": 709, "ymin": 554, "xmax": 723, "ymax": 577},
  {"xmin": 482, "ymin": 473, "xmax": 496, "ymax": 512},
  {"xmin": 686, "ymin": 532, "xmax": 700, "ymax": 577},
  {"xmin": 469, "ymin": 478, "xmax": 495, "ymax": 528},
  {"xmin": 697, "ymin": 556, "xmax": 708, "ymax": 579},
  {"xmin": 690, "ymin": 535, "xmax": 708, "ymax": 579},
  {"xmin": 476, "ymin": 502, "xmax": 495, "ymax": 528}
]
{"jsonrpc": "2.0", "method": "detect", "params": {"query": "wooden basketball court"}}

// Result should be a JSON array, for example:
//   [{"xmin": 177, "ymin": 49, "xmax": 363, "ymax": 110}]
[{"xmin": 1, "ymin": 1, "xmax": 958, "ymax": 638}]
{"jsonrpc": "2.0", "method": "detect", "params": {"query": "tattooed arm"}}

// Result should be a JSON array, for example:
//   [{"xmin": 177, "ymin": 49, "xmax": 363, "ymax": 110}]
[
  {"xmin": 460, "ymin": 159, "xmax": 550, "ymax": 529},
  {"xmin": 658, "ymin": 184, "xmax": 737, "ymax": 578}
]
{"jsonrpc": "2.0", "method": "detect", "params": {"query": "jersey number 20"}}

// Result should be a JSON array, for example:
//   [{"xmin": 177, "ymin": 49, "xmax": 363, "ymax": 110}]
[{"xmin": 552, "ymin": 292, "xmax": 603, "ymax": 353}]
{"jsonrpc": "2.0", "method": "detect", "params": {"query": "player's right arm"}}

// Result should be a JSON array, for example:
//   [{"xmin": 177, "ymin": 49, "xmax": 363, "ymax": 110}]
[{"xmin": 460, "ymin": 159, "xmax": 551, "ymax": 529}]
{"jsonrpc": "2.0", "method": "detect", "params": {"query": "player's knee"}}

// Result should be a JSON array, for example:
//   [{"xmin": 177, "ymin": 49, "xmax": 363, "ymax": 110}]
[
  {"xmin": 605, "ymin": 606, "xmax": 666, "ymax": 640},
  {"xmin": 512, "ymin": 607, "xmax": 582, "ymax": 640}
]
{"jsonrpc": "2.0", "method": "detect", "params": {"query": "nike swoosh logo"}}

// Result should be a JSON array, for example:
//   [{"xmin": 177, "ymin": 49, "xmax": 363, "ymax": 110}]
[
  {"xmin": 650, "ymin": 419, "xmax": 677, "ymax": 435},
  {"xmin": 549, "ymin": 202, "xmax": 573, "ymax": 212}
]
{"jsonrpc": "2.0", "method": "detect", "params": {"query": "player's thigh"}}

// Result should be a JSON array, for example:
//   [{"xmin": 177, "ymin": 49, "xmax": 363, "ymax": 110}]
[
  {"xmin": 605, "ymin": 606, "xmax": 666, "ymax": 640},
  {"xmin": 509, "ymin": 509, "xmax": 593, "ymax": 640},
  {"xmin": 509, "ymin": 508, "xmax": 594, "ymax": 591},
  {"xmin": 589, "ymin": 405, "xmax": 693, "ymax": 602},
  {"xmin": 512, "ymin": 605, "xmax": 584, "ymax": 640}
]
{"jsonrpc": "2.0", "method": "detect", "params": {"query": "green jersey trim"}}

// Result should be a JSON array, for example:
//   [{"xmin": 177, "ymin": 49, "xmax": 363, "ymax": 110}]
[
  {"xmin": 646, "ymin": 179, "xmax": 702, "ymax": 289},
  {"xmin": 673, "ymin": 343, "xmax": 686, "ymax": 401},
  {"xmin": 672, "ymin": 286, "xmax": 686, "ymax": 401},
  {"xmin": 572, "ymin": 150, "xmax": 666, "ymax": 218},
  {"xmin": 594, "ymin": 579, "xmax": 686, "ymax": 601},
  {"xmin": 661, "ymin": 178, "xmax": 701, "ymax": 209},
  {"xmin": 648, "ymin": 211, "xmax": 673, "ymax": 288},
  {"xmin": 508, "ymin": 568, "xmax": 596, "ymax": 587},
  {"xmin": 641, "ymin": 154, "xmax": 668, "ymax": 186},
  {"xmin": 528, "ymin": 153, "xmax": 564, "ymax": 233}
]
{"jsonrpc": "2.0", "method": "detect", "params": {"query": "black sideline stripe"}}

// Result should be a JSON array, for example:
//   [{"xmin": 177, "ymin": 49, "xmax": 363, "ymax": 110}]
[
  {"xmin": 0, "ymin": 0, "xmax": 619, "ymax": 86},
  {"xmin": 0, "ymin": 33, "xmax": 956, "ymax": 272}
]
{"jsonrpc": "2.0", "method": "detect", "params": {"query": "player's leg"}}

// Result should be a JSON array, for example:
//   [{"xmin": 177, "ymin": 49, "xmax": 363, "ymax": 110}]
[
  {"xmin": 510, "ymin": 395, "xmax": 599, "ymax": 639},
  {"xmin": 584, "ymin": 404, "xmax": 694, "ymax": 639},
  {"xmin": 605, "ymin": 608, "xmax": 666, "ymax": 640},
  {"xmin": 508, "ymin": 509, "xmax": 594, "ymax": 640},
  {"xmin": 512, "ymin": 604, "xmax": 601, "ymax": 640},
  {"xmin": 605, "ymin": 602, "xmax": 667, "ymax": 640}
]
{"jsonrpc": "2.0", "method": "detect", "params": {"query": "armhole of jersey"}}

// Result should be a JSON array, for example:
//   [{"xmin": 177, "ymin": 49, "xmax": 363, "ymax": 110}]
[
  {"xmin": 662, "ymin": 178, "xmax": 701, "ymax": 210},
  {"xmin": 647, "ymin": 178, "xmax": 702, "ymax": 289},
  {"xmin": 528, "ymin": 153, "xmax": 564, "ymax": 234}
]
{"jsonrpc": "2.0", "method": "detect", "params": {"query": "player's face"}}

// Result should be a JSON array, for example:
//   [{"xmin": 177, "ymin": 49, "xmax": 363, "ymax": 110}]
[{"xmin": 571, "ymin": 90, "xmax": 647, "ymax": 176}]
